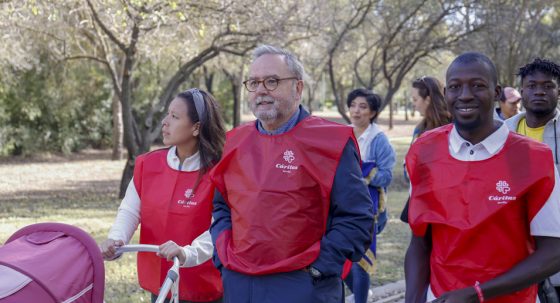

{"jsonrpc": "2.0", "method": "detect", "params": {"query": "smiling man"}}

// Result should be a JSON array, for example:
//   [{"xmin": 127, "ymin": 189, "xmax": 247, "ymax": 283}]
[
  {"xmin": 209, "ymin": 45, "xmax": 374, "ymax": 303},
  {"xmin": 404, "ymin": 52, "xmax": 560, "ymax": 303},
  {"xmin": 505, "ymin": 58, "xmax": 560, "ymax": 299}
]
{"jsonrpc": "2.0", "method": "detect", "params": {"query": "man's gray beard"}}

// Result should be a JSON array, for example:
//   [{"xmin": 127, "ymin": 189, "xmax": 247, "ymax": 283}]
[
  {"xmin": 252, "ymin": 96, "xmax": 280, "ymax": 122},
  {"xmin": 255, "ymin": 109, "xmax": 278, "ymax": 122}
]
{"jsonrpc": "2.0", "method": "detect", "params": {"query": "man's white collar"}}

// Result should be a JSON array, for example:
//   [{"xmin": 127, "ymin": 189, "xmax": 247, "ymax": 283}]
[{"xmin": 449, "ymin": 122, "xmax": 509, "ymax": 155}]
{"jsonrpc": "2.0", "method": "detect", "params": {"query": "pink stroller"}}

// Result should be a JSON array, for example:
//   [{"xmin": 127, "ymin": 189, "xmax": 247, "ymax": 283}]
[
  {"xmin": 0, "ymin": 223, "xmax": 181, "ymax": 303},
  {"xmin": 0, "ymin": 222, "xmax": 105, "ymax": 303}
]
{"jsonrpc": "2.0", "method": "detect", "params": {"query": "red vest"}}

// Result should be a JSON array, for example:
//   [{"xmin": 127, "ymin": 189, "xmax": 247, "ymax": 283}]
[
  {"xmin": 134, "ymin": 149, "xmax": 223, "ymax": 301},
  {"xmin": 407, "ymin": 125, "xmax": 555, "ymax": 302},
  {"xmin": 210, "ymin": 116, "xmax": 355, "ymax": 275}
]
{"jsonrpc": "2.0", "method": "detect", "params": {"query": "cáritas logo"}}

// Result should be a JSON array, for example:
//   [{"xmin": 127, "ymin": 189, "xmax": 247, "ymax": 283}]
[
  {"xmin": 178, "ymin": 188, "xmax": 198, "ymax": 208},
  {"xmin": 276, "ymin": 149, "xmax": 298, "ymax": 173},
  {"xmin": 488, "ymin": 180, "xmax": 516, "ymax": 205}
]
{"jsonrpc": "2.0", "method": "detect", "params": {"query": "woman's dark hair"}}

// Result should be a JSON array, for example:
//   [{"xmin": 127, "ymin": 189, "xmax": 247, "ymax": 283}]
[
  {"xmin": 346, "ymin": 88, "xmax": 382, "ymax": 122},
  {"xmin": 176, "ymin": 89, "xmax": 226, "ymax": 181},
  {"xmin": 412, "ymin": 76, "xmax": 452, "ymax": 133}
]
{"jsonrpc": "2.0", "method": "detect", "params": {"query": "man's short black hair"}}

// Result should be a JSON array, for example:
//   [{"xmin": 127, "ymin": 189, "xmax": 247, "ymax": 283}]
[
  {"xmin": 449, "ymin": 52, "xmax": 498, "ymax": 86},
  {"xmin": 346, "ymin": 88, "xmax": 382, "ymax": 122},
  {"xmin": 517, "ymin": 58, "xmax": 560, "ymax": 84}
]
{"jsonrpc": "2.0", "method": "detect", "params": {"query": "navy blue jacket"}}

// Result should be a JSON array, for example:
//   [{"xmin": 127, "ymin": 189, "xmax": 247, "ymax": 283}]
[{"xmin": 210, "ymin": 107, "xmax": 374, "ymax": 277}]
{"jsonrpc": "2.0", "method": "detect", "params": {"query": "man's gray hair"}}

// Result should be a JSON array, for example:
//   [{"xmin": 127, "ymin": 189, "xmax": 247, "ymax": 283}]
[{"xmin": 252, "ymin": 45, "xmax": 305, "ymax": 80}]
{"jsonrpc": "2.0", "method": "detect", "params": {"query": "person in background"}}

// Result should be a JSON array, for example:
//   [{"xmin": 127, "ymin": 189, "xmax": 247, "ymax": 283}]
[
  {"xmin": 400, "ymin": 76, "xmax": 452, "ymax": 223},
  {"xmin": 100, "ymin": 88, "xmax": 225, "ymax": 303},
  {"xmin": 494, "ymin": 86, "xmax": 521, "ymax": 121},
  {"xmin": 505, "ymin": 58, "xmax": 560, "ymax": 299},
  {"xmin": 346, "ymin": 88, "xmax": 396, "ymax": 303},
  {"xmin": 210, "ymin": 45, "xmax": 374, "ymax": 303},
  {"xmin": 405, "ymin": 52, "xmax": 560, "ymax": 303},
  {"xmin": 410, "ymin": 76, "xmax": 452, "ymax": 141}
]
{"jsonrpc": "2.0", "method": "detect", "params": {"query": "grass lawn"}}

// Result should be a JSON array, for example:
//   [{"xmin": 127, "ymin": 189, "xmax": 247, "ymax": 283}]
[
  {"xmin": 0, "ymin": 127, "xmax": 414, "ymax": 301},
  {"xmin": 0, "ymin": 153, "xmax": 149, "ymax": 303}
]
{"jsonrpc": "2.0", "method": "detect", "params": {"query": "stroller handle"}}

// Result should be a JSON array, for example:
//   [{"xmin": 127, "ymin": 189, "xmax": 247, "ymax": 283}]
[
  {"xmin": 115, "ymin": 244, "xmax": 159, "ymax": 254},
  {"xmin": 115, "ymin": 244, "xmax": 181, "ymax": 303},
  {"xmin": 115, "ymin": 244, "xmax": 180, "ymax": 265}
]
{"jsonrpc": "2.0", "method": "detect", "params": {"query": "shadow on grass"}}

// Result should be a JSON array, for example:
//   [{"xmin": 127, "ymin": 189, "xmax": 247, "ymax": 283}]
[
  {"xmin": 0, "ymin": 180, "xmax": 121, "ymax": 218},
  {"xmin": 0, "ymin": 149, "xmax": 121, "ymax": 165},
  {"xmin": 1, "ymin": 179, "xmax": 118, "ymax": 201}
]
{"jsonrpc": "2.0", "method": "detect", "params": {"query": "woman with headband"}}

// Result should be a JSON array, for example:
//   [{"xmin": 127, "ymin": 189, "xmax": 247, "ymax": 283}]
[{"xmin": 100, "ymin": 88, "xmax": 225, "ymax": 303}]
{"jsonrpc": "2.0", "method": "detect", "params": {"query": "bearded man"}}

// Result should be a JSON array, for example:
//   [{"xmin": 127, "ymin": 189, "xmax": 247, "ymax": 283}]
[{"xmin": 209, "ymin": 45, "xmax": 374, "ymax": 303}]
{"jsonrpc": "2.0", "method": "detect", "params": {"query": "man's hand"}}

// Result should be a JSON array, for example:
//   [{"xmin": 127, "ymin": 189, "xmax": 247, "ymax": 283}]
[
  {"xmin": 430, "ymin": 287, "xmax": 478, "ymax": 303},
  {"xmin": 158, "ymin": 240, "xmax": 186, "ymax": 265}
]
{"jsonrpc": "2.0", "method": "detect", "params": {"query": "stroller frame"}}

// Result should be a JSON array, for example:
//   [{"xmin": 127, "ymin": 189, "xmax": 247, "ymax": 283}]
[{"xmin": 116, "ymin": 244, "xmax": 180, "ymax": 303}]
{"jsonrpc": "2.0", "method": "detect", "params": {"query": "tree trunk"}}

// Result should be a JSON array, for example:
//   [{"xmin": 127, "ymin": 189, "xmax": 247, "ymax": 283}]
[
  {"xmin": 389, "ymin": 99, "xmax": 393, "ymax": 130},
  {"xmin": 306, "ymin": 84, "xmax": 315, "ymax": 114},
  {"xmin": 328, "ymin": 56, "xmax": 350, "ymax": 123},
  {"xmin": 404, "ymin": 99, "xmax": 409, "ymax": 121},
  {"xmin": 231, "ymin": 79, "xmax": 241, "ymax": 127},
  {"xmin": 111, "ymin": 92, "xmax": 124, "ymax": 160},
  {"xmin": 382, "ymin": 88, "xmax": 399, "ymax": 130},
  {"xmin": 119, "ymin": 157, "xmax": 135, "ymax": 198},
  {"xmin": 203, "ymin": 66, "xmax": 214, "ymax": 94},
  {"xmin": 224, "ymin": 67, "xmax": 244, "ymax": 127}
]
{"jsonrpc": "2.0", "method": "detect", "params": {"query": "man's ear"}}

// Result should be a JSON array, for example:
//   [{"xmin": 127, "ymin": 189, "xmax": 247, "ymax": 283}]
[
  {"xmin": 293, "ymin": 80, "xmax": 304, "ymax": 102},
  {"xmin": 495, "ymin": 84, "xmax": 502, "ymax": 101}
]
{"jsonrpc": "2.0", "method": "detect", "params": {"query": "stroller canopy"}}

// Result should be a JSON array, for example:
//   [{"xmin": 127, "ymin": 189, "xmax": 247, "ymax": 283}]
[{"xmin": 0, "ymin": 222, "xmax": 104, "ymax": 303}]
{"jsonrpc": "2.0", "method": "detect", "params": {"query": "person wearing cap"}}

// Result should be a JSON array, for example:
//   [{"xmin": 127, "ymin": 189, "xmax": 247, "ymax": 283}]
[
  {"xmin": 494, "ymin": 87, "xmax": 521, "ymax": 121},
  {"xmin": 100, "ymin": 89, "xmax": 226, "ymax": 303},
  {"xmin": 405, "ymin": 52, "xmax": 560, "ymax": 303},
  {"xmin": 210, "ymin": 45, "xmax": 374, "ymax": 303},
  {"xmin": 506, "ymin": 58, "xmax": 560, "ymax": 298}
]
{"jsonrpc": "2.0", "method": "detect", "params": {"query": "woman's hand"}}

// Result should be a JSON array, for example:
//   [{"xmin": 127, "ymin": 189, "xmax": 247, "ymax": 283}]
[
  {"xmin": 158, "ymin": 240, "xmax": 186, "ymax": 265},
  {"xmin": 100, "ymin": 239, "xmax": 124, "ymax": 260}
]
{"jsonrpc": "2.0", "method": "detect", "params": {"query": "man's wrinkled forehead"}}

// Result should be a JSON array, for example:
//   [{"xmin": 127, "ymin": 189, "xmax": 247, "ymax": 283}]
[{"xmin": 249, "ymin": 54, "xmax": 290, "ymax": 78}]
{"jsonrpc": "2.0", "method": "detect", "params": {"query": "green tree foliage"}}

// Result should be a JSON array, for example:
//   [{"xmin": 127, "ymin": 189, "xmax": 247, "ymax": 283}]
[
  {"xmin": 2, "ymin": 0, "xmax": 560, "ymax": 191},
  {"xmin": 456, "ymin": 0, "xmax": 560, "ymax": 86},
  {"xmin": 0, "ymin": 54, "xmax": 112, "ymax": 155}
]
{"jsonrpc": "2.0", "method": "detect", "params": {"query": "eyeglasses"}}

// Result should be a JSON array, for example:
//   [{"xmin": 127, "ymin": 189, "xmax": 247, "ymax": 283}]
[{"xmin": 243, "ymin": 77, "xmax": 299, "ymax": 92}]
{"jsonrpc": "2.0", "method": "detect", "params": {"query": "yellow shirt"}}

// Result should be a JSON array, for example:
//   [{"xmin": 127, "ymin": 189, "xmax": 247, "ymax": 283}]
[{"xmin": 517, "ymin": 117, "xmax": 545, "ymax": 142}]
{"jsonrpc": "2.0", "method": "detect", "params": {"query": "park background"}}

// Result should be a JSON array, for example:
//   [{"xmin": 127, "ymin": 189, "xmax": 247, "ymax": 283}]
[{"xmin": 1, "ymin": 0, "xmax": 560, "ymax": 302}]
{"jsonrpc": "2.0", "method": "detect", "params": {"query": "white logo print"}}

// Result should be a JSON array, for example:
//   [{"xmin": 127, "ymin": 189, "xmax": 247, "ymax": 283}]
[
  {"xmin": 178, "ymin": 188, "xmax": 198, "ymax": 208},
  {"xmin": 488, "ymin": 180, "xmax": 516, "ymax": 205},
  {"xmin": 276, "ymin": 149, "xmax": 299, "ymax": 173},
  {"xmin": 496, "ymin": 181, "xmax": 511, "ymax": 194},
  {"xmin": 283, "ymin": 150, "xmax": 295, "ymax": 163},
  {"xmin": 185, "ymin": 189, "xmax": 194, "ymax": 199}
]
